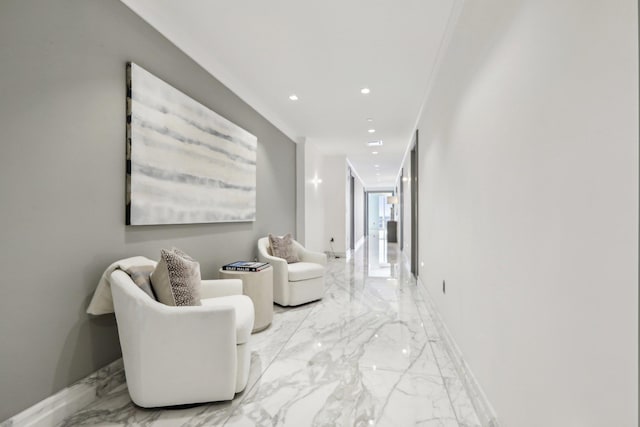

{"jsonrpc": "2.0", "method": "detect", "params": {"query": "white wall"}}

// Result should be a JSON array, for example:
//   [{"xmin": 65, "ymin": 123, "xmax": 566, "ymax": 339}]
[
  {"xmin": 298, "ymin": 149, "xmax": 365, "ymax": 256},
  {"xmin": 413, "ymin": 0, "xmax": 638, "ymax": 426},
  {"xmin": 323, "ymin": 156, "xmax": 348, "ymax": 255},
  {"xmin": 296, "ymin": 138, "xmax": 306, "ymax": 244},
  {"xmin": 296, "ymin": 140, "xmax": 325, "ymax": 252},
  {"xmin": 354, "ymin": 176, "xmax": 365, "ymax": 247}
]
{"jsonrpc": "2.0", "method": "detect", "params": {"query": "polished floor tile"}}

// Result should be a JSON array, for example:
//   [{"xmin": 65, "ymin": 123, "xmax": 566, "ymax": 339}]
[{"xmin": 58, "ymin": 237, "xmax": 481, "ymax": 427}]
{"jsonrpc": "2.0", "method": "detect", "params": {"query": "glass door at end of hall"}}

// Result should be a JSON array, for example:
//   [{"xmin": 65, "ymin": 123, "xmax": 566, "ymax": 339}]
[{"xmin": 367, "ymin": 192, "xmax": 392, "ymax": 240}]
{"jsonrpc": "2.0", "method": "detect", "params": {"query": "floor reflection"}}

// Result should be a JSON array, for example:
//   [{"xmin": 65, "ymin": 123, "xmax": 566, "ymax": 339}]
[{"xmin": 366, "ymin": 230, "xmax": 393, "ymax": 278}]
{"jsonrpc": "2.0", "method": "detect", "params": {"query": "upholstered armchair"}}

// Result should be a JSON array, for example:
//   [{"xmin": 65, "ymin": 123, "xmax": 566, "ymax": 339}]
[
  {"xmin": 110, "ymin": 270, "xmax": 254, "ymax": 407},
  {"xmin": 257, "ymin": 237, "xmax": 327, "ymax": 306}
]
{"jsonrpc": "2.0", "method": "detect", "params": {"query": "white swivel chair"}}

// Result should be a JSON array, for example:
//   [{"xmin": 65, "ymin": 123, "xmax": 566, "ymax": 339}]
[
  {"xmin": 257, "ymin": 237, "xmax": 327, "ymax": 306},
  {"xmin": 110, "ymin": 269, "xmax": 254, "ymax": 407}
]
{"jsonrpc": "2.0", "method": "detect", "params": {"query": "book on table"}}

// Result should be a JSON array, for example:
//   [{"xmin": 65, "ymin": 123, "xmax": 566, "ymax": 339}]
[{"xmin": 222, "ymin": 261, "xmax": 270, "ymax": 272}]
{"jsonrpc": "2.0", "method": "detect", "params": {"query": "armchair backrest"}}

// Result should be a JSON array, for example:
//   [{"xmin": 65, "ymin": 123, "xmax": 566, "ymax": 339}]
[
  {"xmin": 111, "ymin": 269, "xmax": 157, "ymax": 310},
  {"xmin": 257, "ymin": 236, "xmax": 307, "ymax": 261},
  {"xmin": 257, "ymin": 237, "xmax": 271, "ymax": 257},
  {"xmin": 257, "ymin": 236, "xmax": 290, "ymax": 303}
]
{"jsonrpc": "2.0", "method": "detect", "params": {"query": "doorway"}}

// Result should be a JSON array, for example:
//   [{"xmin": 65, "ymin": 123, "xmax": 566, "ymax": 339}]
[
  {"xmin": 410, "ymin": 130, "xmax": 419, "ymax": 277},
  {"xmin": 366, "ymin": 191, "xmax": 393, "ymax": 239},
  {"xmin": 349, "ymin": 173, "xmax": 355, "ymax": 251},
  {"xmin": 399, "ymin": 168, "xmax": 404, "ymax": 250},
  {"xmin": 365, "ymin": 191, "xmax": 393, "ymax": 276}
]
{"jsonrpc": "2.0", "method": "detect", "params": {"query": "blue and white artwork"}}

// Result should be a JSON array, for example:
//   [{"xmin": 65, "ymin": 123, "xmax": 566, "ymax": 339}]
[{"xmin": 126, "ymin": 63, "xmax": 257, "ymax": 225}]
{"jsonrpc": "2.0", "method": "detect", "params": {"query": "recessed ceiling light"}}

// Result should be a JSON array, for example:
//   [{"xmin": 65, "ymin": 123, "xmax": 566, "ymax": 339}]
[
  {"xmin": 361, "ymin": 87, "xmax": 371, "ymax": 94},
  {"xmin": 374, "ymin": 164, "xmax": 379, "ymax": 168},
  {"xmin": 368, "ymin": 129, "xmax": 376, "ymax": 133},
  {"xmin": 289, "ymin": 94, "xmax": 299, "ymax": 101},
  {"xmin": 376, "ymin": 173, "xmax": 380, "ymax": 176},
  {"xmin": 367, "ymin": 140, "xmax": 383, "ymax": 147},
  {"xmin": 372, "ymin": 151, "xmax": 379, "ymax": 155},
  {"xmin": 366, "ymin": 118, "xmax": 373, "ymax": 122}
]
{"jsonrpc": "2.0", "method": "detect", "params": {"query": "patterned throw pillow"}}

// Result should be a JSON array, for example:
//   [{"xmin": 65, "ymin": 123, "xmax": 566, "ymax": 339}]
[
  {"xmin": 150, "ymin": 248, "xmax": 202, "ymax": 306},
  {"xmin": 268, "ymin": 233, "xmax": 299, "ymax": 264}
]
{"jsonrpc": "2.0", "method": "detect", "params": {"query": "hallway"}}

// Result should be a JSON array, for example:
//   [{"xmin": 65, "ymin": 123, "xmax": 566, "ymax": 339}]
[{"xmin": 59, "ymin": 239, "xmax": 480, "ymax": 426}]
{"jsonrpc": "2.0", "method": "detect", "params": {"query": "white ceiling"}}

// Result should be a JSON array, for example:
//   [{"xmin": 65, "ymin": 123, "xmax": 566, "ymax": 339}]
[{"xmin": 121, "ymin": 0, "xmax": 456, "ymax": 188}]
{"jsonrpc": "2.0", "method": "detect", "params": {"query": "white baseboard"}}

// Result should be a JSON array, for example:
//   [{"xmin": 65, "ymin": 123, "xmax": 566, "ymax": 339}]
[
  {"xmin": 344, "ymin": 236, "xmax": 365, "ymax": 260},
  {"xmin": 416, "ymin": 277, "xmax": 500, "ymax": 427},
  {"xmin": 1, "ymin": 359, "xmax": 125, "ymax": 427},
  {"xmin": 325, "ymin": 251, "xmax": 347, "ymax": 259},
  {"xmin": 401, "ymin": 248, "xmax": 412, "ymax": 273},
  {"xmin": 354, "ymin": 236, "xmax": 365, "ymax": 252}
]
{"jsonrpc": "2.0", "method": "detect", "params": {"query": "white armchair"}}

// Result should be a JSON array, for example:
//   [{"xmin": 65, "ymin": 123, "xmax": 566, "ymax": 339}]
[
  {"xmin": 110, "ymin": 269, "xmax": 254, "ymax": 407},
  {"xmin": 257, "ymin": 237, "xmax": 327, "ymax": 306}
]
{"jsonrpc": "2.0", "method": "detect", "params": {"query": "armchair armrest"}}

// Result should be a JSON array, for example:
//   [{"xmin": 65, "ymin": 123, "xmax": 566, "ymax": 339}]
[
  {"xmin": 258, "ymin": 247, "xmax": 287, "ymax": 263},
  {"xmin": 295, "ymin": 243, "xmax": 328, "ymax": 266},
  {"xmin": 258, "ymin": 252, "xmax": 288, "ymax": 279},
  {"xmin": 201, "ymin": 279, "xmax": 243, "ymax": 299},
  {"xmin": 257, "ymin": 242, "xmax": 289, "ymax": 301},
  {"xmin": 130, "ymin": 304, "xmax": 237, "ymax": 406}
]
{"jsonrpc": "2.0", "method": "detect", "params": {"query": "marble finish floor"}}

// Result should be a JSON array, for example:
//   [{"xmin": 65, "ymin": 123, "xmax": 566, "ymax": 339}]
[{"xmin": 59, "ymin": 238, "xmax": 481, "ymax": 427}]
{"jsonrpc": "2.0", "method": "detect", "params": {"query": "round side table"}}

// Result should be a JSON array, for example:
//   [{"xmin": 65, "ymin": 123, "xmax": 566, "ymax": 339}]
[{"xmin": 219, "ymin": 266, "xmax": 273, "ymax": 333}]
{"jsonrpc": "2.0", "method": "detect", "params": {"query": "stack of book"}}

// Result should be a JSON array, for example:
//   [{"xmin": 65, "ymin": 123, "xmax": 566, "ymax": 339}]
[{"xmin": 222, "ymin": 261, "xmax": 270, "ymax": 272}]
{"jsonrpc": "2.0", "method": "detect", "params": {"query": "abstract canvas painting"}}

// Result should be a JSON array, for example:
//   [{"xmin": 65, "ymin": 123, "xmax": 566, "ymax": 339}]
[{"xmin": 126, "ymin": 63, "xmax": 257, "ymax": 225}]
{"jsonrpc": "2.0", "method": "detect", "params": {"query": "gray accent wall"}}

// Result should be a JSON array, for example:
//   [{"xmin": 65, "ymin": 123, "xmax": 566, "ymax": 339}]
[{"xmin": 0, "ymin": 0, "xmax": 296, "ymax": 421}]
